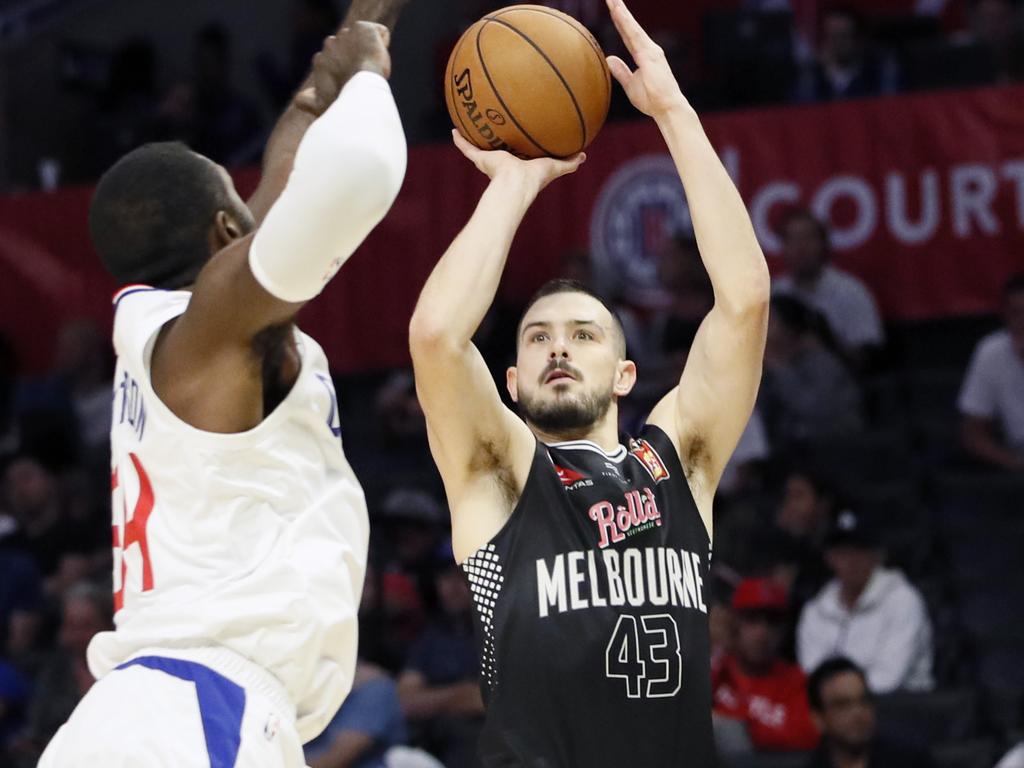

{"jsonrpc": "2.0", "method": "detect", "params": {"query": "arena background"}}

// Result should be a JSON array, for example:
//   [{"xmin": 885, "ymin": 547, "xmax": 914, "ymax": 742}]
[{"xmin": 0, "ymin": 1, "xmax": 1022, "ymax": 767}]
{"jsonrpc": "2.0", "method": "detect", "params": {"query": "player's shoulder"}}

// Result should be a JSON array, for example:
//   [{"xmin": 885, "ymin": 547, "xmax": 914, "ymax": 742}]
[
  {"xmin": 111, "ymin": 285, "xmax": 190, "ymax": 358},
  {"xmin": 112, "ymin": 285, "xmax": 189, "ymax": 322}
]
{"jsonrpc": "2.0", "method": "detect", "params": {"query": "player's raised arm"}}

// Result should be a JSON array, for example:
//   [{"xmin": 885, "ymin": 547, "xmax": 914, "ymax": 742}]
[
  {"xmin": 606, "ymin": 0, "xmax": 770, "ymax": 527},
  {"xmin": 247, "ymin": 0, "xmax": 410, "ymax": 223},
  {"xmin": 150, "ymin": 22, "xmax": 406, "ymax": 432},
  {"xmin": 409, "ymin": 134, "xmax": 584, "ymax": 560}
]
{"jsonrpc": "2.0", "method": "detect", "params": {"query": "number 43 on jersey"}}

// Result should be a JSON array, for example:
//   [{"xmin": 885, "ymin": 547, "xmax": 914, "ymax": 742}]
[{"xmin": 606, "ymin": 614, "xmax": 682, "ymax": 699}]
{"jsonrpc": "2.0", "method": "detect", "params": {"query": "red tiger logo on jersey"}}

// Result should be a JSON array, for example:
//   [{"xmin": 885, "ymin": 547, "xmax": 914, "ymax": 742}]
[{"xmin": 629, "ymin": 438, "xmax": 670, "ymax": 483}]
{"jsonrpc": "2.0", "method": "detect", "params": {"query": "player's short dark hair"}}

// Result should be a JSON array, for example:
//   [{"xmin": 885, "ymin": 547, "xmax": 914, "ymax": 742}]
[
  {"xmin": 89, "ymin": 141, "xmax": 232, "ymax": 288},
  {"xmin": 807, "ymin": 656, "xmax": 868, "ymax": 712},
  {"xmin": 518, "ymin": 279, "xmax": 627, "ymax": 358},
  {"xmin": 780, "ymin": 208, "xmax": 831, "ymax": 252},
  {"xmin": 1004, "ymin": 273, "xmax": 1024, "ymax": 299}
]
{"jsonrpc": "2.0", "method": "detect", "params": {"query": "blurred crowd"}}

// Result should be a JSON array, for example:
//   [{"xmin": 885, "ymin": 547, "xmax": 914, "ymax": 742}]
[
  {"xmin": 8, "ymin": 0, "xmax": 1024, "ymax": 188},
  {"xmin": 0, "ymin": 200, "xmax": 1022, "ymax": 767}
]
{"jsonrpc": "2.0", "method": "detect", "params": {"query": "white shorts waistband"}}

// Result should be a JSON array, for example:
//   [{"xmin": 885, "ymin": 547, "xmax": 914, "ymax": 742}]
[{"xmin": 123, "ymin": 645, "xmax": 296, "ymax": 722}]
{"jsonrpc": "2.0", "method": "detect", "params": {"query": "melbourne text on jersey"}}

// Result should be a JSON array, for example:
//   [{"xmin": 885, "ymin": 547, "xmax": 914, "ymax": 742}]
[{"xmin": 537, "ymin": 547, "xmax": 708, "ymax": 618}]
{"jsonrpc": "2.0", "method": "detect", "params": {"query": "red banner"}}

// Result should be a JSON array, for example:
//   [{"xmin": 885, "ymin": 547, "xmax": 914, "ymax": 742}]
[{"xmin": 1, "ymin": 85, "xmax": 1022, "ymax": 373}]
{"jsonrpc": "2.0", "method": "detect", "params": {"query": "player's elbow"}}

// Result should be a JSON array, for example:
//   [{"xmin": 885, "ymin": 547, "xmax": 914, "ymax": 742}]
[
  {"xmin": 409, "ymin": 311, "xmax": 456, "ymax": 357},
  {"xmin": 715, "ymin": 259, "xmax": 770, "ymax": 319}
]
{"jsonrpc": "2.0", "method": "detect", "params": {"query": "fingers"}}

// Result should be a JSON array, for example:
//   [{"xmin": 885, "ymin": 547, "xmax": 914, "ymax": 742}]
[
  {"xmin": 352, "ymin": 20, "xmax": 391, "ymax": 49},
  {"xmin": 606, "ymin": 55, "xmax": 633, "ymax": 88},
  {"xmin": 555, "ymin": 152, "xmax": 587, "ymax": 177},
  {"xmin": 451, "ymin": 129, "xmax": 481, "ymax": 160},
  {"xmin": 605, "ymin": 0, "xmax": 654, "ymax": 60}
]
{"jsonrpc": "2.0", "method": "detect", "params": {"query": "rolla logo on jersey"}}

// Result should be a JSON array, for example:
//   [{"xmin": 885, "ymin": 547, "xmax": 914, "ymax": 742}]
[{"xmin": 588, "ymin": 488, "xmax": 662, "ymax": 549}]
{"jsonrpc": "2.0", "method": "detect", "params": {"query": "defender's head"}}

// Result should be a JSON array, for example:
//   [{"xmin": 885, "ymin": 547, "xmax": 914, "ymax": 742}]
[
  {"xmin": 508, "ymin": 279, "xmax": 635, "ymax": 438},
  {"xmin": 89, "ymin": 141, "xmax": 255, "ymax": 289}
]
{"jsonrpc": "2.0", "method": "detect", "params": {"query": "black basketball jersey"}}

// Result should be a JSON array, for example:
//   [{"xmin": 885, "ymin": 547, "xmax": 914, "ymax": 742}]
[{"xmin": 461, "ymin": 425, "xmax": 715, "ymax": 768}]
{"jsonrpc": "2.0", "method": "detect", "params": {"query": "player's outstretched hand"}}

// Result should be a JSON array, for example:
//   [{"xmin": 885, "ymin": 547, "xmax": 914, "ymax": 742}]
[
  {"xmin": 343, "ymin": 0, "xmax": 412, "ymax": 32},
  {"xmin": 451, "ymin": 130, "xmax": 585, "ymax": 192},
  {"xmin": 296, "ymin": 21, "xmax": 391, "ymax": 115},
  {"xmin": 604, "ymin": 0, "xmax": 688, "ymax": 120}
]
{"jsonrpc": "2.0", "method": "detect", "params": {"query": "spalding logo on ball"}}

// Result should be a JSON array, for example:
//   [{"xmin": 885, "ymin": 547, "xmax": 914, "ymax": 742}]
[{"xmin": 445, "ymin": 5, "xmax": 612, "ymax": 159}]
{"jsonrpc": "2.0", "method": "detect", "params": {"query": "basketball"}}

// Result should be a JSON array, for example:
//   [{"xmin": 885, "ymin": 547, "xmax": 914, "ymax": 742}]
[{"xmin": 444, "ymin": 5, "xmax": 612, "ymax": 159}]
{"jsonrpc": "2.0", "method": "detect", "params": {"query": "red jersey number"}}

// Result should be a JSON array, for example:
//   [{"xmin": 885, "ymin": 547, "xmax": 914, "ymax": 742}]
[{"xmin": 110, "ymin": 453, "xmax": 155, "ymax": 612}]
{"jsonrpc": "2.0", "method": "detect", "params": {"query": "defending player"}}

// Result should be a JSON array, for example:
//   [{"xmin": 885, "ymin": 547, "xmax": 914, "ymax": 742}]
[
  {"xmin": 409, "ymin": 0, "xmax": 770, "ymax": 764},
  {"xmin": 38, "ymin": 3, "xmax": 408, "ymax": 766}
]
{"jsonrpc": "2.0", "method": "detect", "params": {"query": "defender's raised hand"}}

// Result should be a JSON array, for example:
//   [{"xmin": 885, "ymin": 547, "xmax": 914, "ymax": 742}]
[
  {"xmin": 296, "ymin": 21, "xmax": 391, "ymax": 115},
  {"xmin": 605, "ymin": 0, "xmax": 687, "ymax": 119}
]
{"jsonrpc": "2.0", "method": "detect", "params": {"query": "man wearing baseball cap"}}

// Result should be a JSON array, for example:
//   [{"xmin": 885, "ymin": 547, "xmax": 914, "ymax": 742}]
[
  {"xmin": 712, "ymin": 578, "xmax": 819, "ymax": 753},
  {"xmin": 796, "ymin": 510, "xmax": 933, "ymax": 693}
]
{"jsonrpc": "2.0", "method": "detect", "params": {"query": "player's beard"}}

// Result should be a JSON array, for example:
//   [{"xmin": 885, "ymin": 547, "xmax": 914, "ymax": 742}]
[{"xmin": 518, "ymin": 384, "xmax": 613, "ymax": 436}]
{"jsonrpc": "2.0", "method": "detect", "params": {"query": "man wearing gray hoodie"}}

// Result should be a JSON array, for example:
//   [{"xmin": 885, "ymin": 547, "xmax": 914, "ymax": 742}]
[{"xmin": 796, "ymin": 510, "xmax": 933, "ymax": 693}]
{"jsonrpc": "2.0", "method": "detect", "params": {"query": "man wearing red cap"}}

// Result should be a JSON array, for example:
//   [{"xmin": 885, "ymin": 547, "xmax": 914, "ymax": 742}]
[{"xmin": 712, "ymin": 578, "xmax": 819, "ymax": 752}]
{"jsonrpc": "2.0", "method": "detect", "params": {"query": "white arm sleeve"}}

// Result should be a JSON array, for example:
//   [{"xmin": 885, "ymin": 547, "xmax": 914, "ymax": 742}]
[{"xmin": 249, "ymin": 71, "xmax": 407, "ymax": 303}]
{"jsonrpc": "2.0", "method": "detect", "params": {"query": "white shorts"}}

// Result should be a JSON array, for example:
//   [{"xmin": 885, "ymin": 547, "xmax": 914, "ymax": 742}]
[{"xmin": 38, "ymin": 648, "xmax": 306, "ymax": 768}]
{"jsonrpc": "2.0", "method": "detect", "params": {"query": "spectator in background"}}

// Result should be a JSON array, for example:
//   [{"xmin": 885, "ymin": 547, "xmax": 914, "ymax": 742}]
[
  {"xmin": 716, "ymin": 409, "xmax": 771, "ymax": 498},
  {"xmin": 996, "ymin": 742, "xmax": 1024, "ymax": 768},
  {"xmin": 767, "ymin": 470, "xmax": 834, "ymax": 608},
  {"xmin": 374, "ymin": 371, "xmax": 433, "ymax": 474},
  {"xmin": 618, "ymin": 234, "xmax": 713, "ymax": 426},
  {"xmin": 399, "ymin": 555, "xmax": 484, "ymax": 768},
  {"xmin": 257, "ymin": 0, "xmax": 340, "ymax": 111},
  {"xmin": 0, "ymin": 545, "xmax": 42, "ymax": 660},
  {"xmin": 52, "ymin": 321, "xmax": 111, "ymax": 454},
  {"xmin": 378, "ymin": 489, "xmax": 446, "ymax": 586},
  {"xmin": 958, "ymin": 273, "xmax": 1024, "ymax": 472},
  {"xmin": 304, "ymin": 660, "xmax": 408, "ymax": 768},
  {"xmin": 0, "ymin": 333, "xmax": 18, "ymax": 455},
  {"xmin": 0, "ymin": 660, "xmax": 30, "ymax": 757},
  {"xmin": 773, "ymin": 210, "xmax": 885, "ymax": 367},
  {"xmin": 794, "ymin": 5, "xmax": 897, "ymax": 102},
  {"xmin": 760, "ymin": 296, "xmax": 864, "ymax": 447},
  {"xmin": 89, "ymin": 40, "xmax": 165, "ymax": 175},
  {"xmin": 163, "ymin": 24, "xmax": 264, "ymax": 167},
  {"xmin": 1, "ymin": 457, "xmax": 92, "ymax": 581},
  {"xmin": 805, "ymin": 657, "xmax": 934, "ymax": 768},
  {"xmin": 361, "ymin": 565, "xmax": 426, "ymax": 675},
  {"xmin": 967, "ymin": 0, "xmax": 1024, "ymax": 83},
  {"xmin": 13, "ymin": 582, "xmax": 111, "ymax": 764},
  {"xmin": 797, "ymin": 510, "xmax": 933, "ymax": 694},
  {"xmin": 712, "ymin": 578, "xmax": 819, "ymax": 754}
]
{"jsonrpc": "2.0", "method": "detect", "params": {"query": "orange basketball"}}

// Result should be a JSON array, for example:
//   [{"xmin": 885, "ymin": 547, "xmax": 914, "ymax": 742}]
[{"xmin": 444, "ymin": 5, "xmax": 612, "ymax": 159}]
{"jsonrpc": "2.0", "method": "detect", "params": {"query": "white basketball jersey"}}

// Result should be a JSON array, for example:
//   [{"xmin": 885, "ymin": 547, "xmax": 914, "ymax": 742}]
[{"xmin": 88, "ymin": 286, "xmax": 369, "ymax": 743}]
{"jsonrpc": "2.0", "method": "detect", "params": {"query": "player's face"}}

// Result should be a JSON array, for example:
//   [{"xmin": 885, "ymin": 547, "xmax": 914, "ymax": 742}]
[
  {"xmin": 815, "ymin": 671, "xmax": 875, "ymax": 750},
  {"xmin": 509, "ymin": 293, "xmax": 636, "ymax": 436}
]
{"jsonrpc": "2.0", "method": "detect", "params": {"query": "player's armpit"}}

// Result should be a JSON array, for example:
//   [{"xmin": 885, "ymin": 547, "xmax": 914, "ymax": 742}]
[
  {"xmin": 647, "ymin": 301, "xmax": 768, "ymax": 513},
  {"xmin": 410, "ymin": 334, "xmax": 534, "ymax": 560}
]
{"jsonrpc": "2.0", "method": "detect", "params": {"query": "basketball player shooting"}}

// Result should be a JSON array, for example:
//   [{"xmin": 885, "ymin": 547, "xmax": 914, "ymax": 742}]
[
  {"xmin": 409, "ymin": 0, "xmax": 769, "ymax": 764},
  {"xmin": 38, "ymin": 2, "xmax": 408, "ymax": 766}
]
